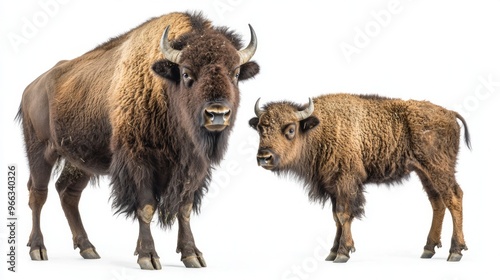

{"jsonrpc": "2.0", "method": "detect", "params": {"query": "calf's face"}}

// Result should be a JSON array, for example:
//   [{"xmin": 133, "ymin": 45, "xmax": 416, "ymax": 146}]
[{"xmin": 249, "ymin": 99, "xmax": 319, "ymax": 171}]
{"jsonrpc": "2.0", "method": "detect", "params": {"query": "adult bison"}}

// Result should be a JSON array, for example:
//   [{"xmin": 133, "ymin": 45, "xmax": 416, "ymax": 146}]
[
  {"xmin": 17, "ymin": 12, "xmax": 259, "ymax": 270},
  {"xmin": 249, "ymin": 94, "xmax": 470, "ymax": 262}
]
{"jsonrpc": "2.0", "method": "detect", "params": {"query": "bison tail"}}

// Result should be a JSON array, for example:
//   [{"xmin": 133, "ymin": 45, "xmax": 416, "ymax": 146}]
[
  {"xmin": 15, "ymin": 105, "xmax": 23, "ymax": 122},
  {"xmin": 455, "ymin": 112, "xmax": 472, "ymax": 150}
]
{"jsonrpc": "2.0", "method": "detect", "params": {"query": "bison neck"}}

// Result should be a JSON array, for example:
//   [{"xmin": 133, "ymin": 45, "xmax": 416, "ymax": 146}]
[{"xmin": 274, "ymin": 143, "xmax": 333, "ymax": 205}]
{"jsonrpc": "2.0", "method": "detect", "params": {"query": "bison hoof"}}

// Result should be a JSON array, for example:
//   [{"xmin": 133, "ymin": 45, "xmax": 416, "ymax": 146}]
[
  {"xmin": 80, "ymin": 248, "xmax": 101, "ymax": 259},
  {"xmin": 325, "ymin": 251, "xmax": 337, "ymax": 261},
  {"xmin": 333, "ymin": 254, "xmax": 350, "ymax": 263},
  {"xmin": 30, "ymin": 248, "xmax": 48, "ymax": 261},
  {"xmin": 137, "ymin": 256, "xmax": 162, "ymax": 270},
  {"xmin": 420, "ymin": 249, "xmax": 435, "ymax": 259},
  {"xmin": 447, "ymin": 253, "xmax": 462, "ymax": 262},
  {"xmin": 182, "ymin": 255, "xmax": 207, "ymax": 268}
]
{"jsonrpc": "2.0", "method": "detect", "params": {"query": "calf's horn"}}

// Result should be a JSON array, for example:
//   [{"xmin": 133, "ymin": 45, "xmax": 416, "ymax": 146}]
[
  {"xmin": 160, "ymin": 26, "xmax": 183, "ymax": 64},
  {"xmin": 295, "ymin": 98, "xmax": 314, "ymax": 120},
  {"xmin": 254, "ymin": 98, "xmax": 265, "ymax": 117},
  {"xmin": 238, "ymin": 24, "xmax": 258, "ymax": 65}
]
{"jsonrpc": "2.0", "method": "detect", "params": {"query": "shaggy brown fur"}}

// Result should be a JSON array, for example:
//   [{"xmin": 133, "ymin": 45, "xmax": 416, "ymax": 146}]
[
  {"xmin": 17, "ymin": 11, "xmax": 259, "ymax": 269},
  {"xmin": 249, "ymin": 93, "xmax": 470, "ymax": 262}
]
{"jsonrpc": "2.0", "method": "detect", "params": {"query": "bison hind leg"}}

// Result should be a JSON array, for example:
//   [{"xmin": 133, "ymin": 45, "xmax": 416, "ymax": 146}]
[
  {"xmin": 415, "ymin": 166, "xmax": 467, "ymax": 261},
  {"xmin": 56, "ymin": 161, "xmax": 100, "ymax": 259},
  {"xmin": 25, "ymin": 136, "xmax": 59, "ymax": 260}
]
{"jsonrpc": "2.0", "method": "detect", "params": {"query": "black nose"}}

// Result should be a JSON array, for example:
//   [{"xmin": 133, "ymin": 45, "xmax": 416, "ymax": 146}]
[
  {"xmin": 203, "ymin": 103, "xmax": 231, "ymax": 131},
  {"xmin": 257, "ymin": 154, "xmax": 272, "ymax": 166},
  {"xmin": 256, "ymin": 148, "xmax": 274, "ymax": 167}
]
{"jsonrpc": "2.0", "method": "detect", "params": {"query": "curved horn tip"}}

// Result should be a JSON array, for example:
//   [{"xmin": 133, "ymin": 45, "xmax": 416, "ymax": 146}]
[
  {"xmin": 308, "ymin": 97, "xmax": 314, "ymax": 107},
  {"xmin": 248, "ymin": 24, "xmax": 257, "ymax": 43},
  {"xmin": 254, "ymin": 97, "xmax": 264, "ymax": 117},
  {"xmin": 238, "ymin": 24, "xmax": 258, "ymax": 65},
  {"xmin": 160, "ymin": 25, "xmax": 182, "ymax": 64},
  {"xmin": 295, "ymin": 98, "xmax": 315, "ymax": 120},
  {"xmin": 160, "ymin": 25, "xmax": 170, "ymax": 48},
  {"xmin": 306, "ymin": 97, "xmax": 314, "ymax": 113}
]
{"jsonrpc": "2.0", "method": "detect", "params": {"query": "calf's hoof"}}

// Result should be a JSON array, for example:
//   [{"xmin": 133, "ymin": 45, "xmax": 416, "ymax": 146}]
[
  {"xmin": 137, "ymin": 256, "xmax": 162, "ymax": 270},
  {"xmin": 325, "ymin": 251, "xmax": 337, "ymax": 261},
  {"xmin": 182, "ymin": 255, "xmax": 207, "ymax": 268},
  {"xmin": 447, "ymin": 253, "xmax": 462, "ymax": 262},
  {"xmin": 80, "ymin": 248, "xmax": 101, "ymax": 259},
  {"xmin": 420, "ymin": 249, "xmax": 435, "ymax": 259},
  {"xmin": 30, "ymin": 248, "xmax": 48, "ymax": 261},
  {"xmin": 333, "ymin": 254, "xmax": 350, "ymax": 263}
]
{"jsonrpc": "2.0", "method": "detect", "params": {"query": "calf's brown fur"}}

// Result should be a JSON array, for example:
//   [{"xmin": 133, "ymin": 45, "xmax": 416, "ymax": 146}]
[
  {"xmin": 17, "ymin": 12, "xmax": 259, "ymax": 270},
  {"xmin": 249, "ymin": 93, "xmax": 470, "ymax": 262}
]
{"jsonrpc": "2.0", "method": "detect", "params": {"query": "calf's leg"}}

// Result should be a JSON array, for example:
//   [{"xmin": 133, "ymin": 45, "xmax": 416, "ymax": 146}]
[
  {"xmin": 417, "ymin": 173, "xmax": 445, "ymax": 258},
  {"xmin": 418, "ymin": 168, "xmax": 467, "ymax": 261},
  {"xmin": 421, "ymin": 195, "xmax": 446, "ymax": 258},
  {"xmin": 55, "ymin": 162, "xmax": 99, "ymax": 259},
  {"xmin": 326, "ymin": 175, "xmax": 364, "ymax": 263},
  {"xmin": 441, "ymin": 183, "xmax": 467, "ymax": 261},
  {"xmin": 325, "ymin": 198, "xmax": 343, "ymax": 261},
  {"xmin": 332, "ymin": 207, "xmax": 356, "ymax": 263}
]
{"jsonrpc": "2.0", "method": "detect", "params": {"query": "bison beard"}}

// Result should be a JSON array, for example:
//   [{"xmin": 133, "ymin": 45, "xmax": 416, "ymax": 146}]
[
  {"xmin": 17, "ymin": 11, "xmax": 259, "ymax": 270},
  {"xmin": 250, "ymin": 93, "xmax": 470, "ymax": 263},
  {"xmin": 110, "ymin": 128, "xmax": 227, "ymax": 227}
]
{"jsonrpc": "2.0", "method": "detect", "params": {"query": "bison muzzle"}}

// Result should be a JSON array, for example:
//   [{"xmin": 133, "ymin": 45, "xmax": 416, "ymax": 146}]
[{"xmin": 249, "ymin": 93, "xmax": 470, "ymax": 262}]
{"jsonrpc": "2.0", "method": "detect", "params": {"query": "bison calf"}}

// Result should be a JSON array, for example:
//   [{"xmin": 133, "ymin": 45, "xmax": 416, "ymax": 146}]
[{"xmin": 249, "ymin": 93, "xmax": 470, "ymax": 262}]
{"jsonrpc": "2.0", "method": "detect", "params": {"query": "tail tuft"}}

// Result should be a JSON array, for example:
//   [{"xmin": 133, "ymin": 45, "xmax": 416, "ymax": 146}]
[
  {"xmin": 15, "ymin": 105, "xmax": 23, "ymax": 122},
  {"xmin": 455, "ymin": 112, "xmax": 471, "ymax": 150}
]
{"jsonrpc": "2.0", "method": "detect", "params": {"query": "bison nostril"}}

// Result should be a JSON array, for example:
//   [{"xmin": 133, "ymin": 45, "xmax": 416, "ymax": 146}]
[
  {"xmin": 205, "ymin": 110, "xmax": 215, "ymax": 121},
  {"xmin": 205, "ymin": 108, "xmax": 231, "ymax": 120},
  {"xmin": 224, "ymin": 110, "xmax": 231, "ymax": 120}
]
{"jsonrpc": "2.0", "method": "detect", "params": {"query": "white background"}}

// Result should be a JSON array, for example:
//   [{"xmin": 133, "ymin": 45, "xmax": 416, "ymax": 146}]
[{"xmin": 1, "ymin": 1, "xmax": 499, "ymax": 279}]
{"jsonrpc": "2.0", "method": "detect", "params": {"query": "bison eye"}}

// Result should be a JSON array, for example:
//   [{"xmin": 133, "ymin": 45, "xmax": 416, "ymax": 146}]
[
  {"xmin": 232, "ymin": 67, "xmax": 240, "ymax": 82},
  {"xmin": 182, "ymin": 71, "xmax": 194, "ymax": 87},
  {"xmin": 283, "ymin": 124, "xmax": 296, "ymax": 140}
]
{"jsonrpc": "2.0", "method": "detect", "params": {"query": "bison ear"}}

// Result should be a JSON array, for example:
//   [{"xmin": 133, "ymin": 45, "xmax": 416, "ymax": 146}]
[
  {"xmin": 239, "ymin": 61, "xmax": 260, "ymax": 81},
  {"xmin": 152, "ymin": 59, "xmax": 180, "ymax": 82},
  {"xmin": 249, "ymin": 117, "xmax": 259, "ymax": 130},
  {"xmin": 300, "ymin": 116, "xmax": 320, "ymax": 132}
]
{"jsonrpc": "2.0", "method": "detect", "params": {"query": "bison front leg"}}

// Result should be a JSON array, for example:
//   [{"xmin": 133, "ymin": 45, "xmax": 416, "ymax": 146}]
[
  {"xmin": 326, "ymin": 182, "xmax": 363, "ymax": 263},
  {"xmin": 135, "ymin": 201, "xmax": 162, "ymax": 270},
  {"xmin": 325, "ymin": 197, "xmax": 343, "ymax": 261},
  {"xmin": 332, "ymin": 208, "xmax": 356, "ymax": 263},
  {"xmin": 177, "ymin": 200, "xmax": 206, "ymax": 268}
]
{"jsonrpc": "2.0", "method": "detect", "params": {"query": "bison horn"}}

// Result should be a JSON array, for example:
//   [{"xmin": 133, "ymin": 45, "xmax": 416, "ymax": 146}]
[
  {"xmin": 237, "ymin": 24, "xmax": 258, "ymax": 65},
  {"xmin": 160, "ymin": 25, "xmax": 182, "ymax": 64},
  {"xmin": 254, "ymin": 97, "xmax": 265, "ymax": 117},
  {"xmin": 295, "ymin": 98, "xmax": 314, "ymax": 120}
]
